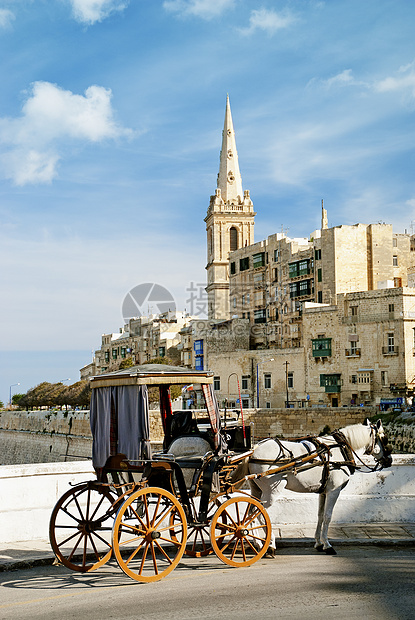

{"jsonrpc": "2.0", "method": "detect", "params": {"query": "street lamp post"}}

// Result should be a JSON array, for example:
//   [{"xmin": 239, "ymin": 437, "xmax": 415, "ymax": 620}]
[
  {"xmin": 256, "ymin": 359, "xmax": 274, "ymax": 408},
  {"xmin": 9, "ymin": 382, "xmax": 20, "ymax": 408},
  {"xmin": 284, "ymin": 361, "xmax": 290, "ymax": 408}
]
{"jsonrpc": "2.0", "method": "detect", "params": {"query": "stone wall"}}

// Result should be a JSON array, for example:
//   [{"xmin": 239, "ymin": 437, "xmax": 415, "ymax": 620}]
[{"xmin": 0, "ymin": 406, "xmax": 411, "ymax": 465}]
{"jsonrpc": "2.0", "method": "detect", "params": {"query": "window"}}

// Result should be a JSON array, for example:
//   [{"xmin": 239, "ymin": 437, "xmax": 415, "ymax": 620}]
[
  {"xmin": 393, "ymin": 238, "xmax": 398, "ymax": 247},
  {"xmin": 350, "ymin": 306, "xmax": 358, "ymax": 316},
  {"xmin": 240, "ymin": 257, "xmax": 250, "ymax": 271},
  {"xmin": 274, "ymin": 249, "xmax": 279, "ymax": 261},
  {"xmin": 253, "ymin": 252, "xmax": 266, "ymax": 268},
  {"xmin": 315, "ymin": 249, "xmax": 321, "ymax": 260},
  {"xmin": 312, "ymin": 337, "xmax": 332, "ymax": 357},
  {"xmin": 350, "ymin": 340, "xmax": 357, "ymax": 354},
  {"xmin": 273, "ymin": 268, "xmax": 278, "ymax": 282},
  {"xmin": 242, "ymin": 376, "xmax": 249, "ymax": 390},
  {"xmin": 388, "ymin": 332, "xmax": 394, "ymax": 353},
  {"xmin": 317, "ymin": 268, "xmax": 322, "ymax": 282},
  {"xmin": 254, "ymin": 309, "xmax": 266, "ymax": 323},
  {"xmin": 121, "ymin": 347, "xmax": 126, "ymax": 358},
  {"xmin": 320, "ymin": 374, "xmax": 341, "ymax": 393},
  {"xmin": 112, "ymin": 348, "xmax": 118, "ymax": 360},
  {"xmin": 233, "ymin": 297, "xmax": 237, "ymax": 308},
  {"xmin": 230, "ymin": 262, "xmax": 236, "ymax": 275},
  {"xmin": 213, "ymin": 376, "xmax": 220, "ymax": 390},
  {"xmin": 195, "ymin": 357, "xmax": 204, "ymax": 370},
  {"xmin": 389, "ymin": 303, "xmax": 394, "ymax": 313},
  {"xmin": 264, "ymin": 373, "xmax": 271, "ymax": 389},
  {"xmin": 194, "ymin": 340, "xmax": 203, "ymax": 354},
  {"xmin": 393, "ymin": 256, "xmax": 398, "ymax": 267},
  {"xmin": 230, "ymin": 227, "xmax": 238, "ymax": 252},
  {"xmin": 351, "ymin": 375, "xmax": 357, "ymax": 384},
  {"xmin": 158, "ymin": 346, "xmax": 165, "ymax": 357},
  {"xmin": 287, "ymin": 372, "xmax": 294, "ymax": 388},
  {"xmin": 381, "ymin": 371, "xmax": 388, "ymax": 386},
  {"xmin": 105, "ymin": 351, "xmax": 109, "ymax": 363},
  {"xmin": 266, "ymin": 402, "xmax": 271, "ymax": 409},
  {"xmin": 318, "ymin": 291, "xmax": 323, "ymax": 303}
]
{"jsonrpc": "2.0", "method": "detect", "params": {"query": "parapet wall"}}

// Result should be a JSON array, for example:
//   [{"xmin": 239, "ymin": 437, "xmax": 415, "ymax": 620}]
[{"xmin": 1, "ymin": 456, "xmax": 414, "ymax": 544}]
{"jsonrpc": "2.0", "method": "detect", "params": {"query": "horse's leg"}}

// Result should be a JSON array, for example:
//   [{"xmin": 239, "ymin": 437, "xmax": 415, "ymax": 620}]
[
  {"xmin": 314, "ymin": 493, "xmax": 326, "ymax": 552},
  {"xmin": 250, "ymin": 477, "xmax": 281, "ymax": 555},
  {"xmin": 318, "ymin": 487, "xmax": 343, "ymax": 555}
]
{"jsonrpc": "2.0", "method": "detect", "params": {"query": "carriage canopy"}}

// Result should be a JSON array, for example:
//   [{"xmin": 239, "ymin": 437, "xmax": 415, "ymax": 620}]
[{"xmin": 89, "ymin": 364, "xmax": 219, "ymax": 469}]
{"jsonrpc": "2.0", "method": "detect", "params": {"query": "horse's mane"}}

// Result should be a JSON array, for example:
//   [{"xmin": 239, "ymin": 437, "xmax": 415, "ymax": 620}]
[{"xmin": 337, "ymin": 423, "xmax": 369, "ymax": 451}]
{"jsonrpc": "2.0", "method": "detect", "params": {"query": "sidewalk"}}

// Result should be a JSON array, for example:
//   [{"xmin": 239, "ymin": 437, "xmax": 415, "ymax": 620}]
[{"xmin": 1, "ymin": 523, "xmax": 415, "ymax": 572}]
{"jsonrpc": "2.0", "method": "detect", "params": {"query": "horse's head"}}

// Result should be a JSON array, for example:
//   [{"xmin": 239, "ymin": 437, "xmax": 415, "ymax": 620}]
[{"xmin": 364, "ymin": 419, "xmax": 392, "ymax": 469}]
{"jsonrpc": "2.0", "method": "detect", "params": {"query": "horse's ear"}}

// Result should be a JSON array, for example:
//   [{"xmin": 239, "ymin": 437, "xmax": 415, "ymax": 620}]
[
  {"xmin": 376, "ymin": 419, "xmax": 383, "ymax": 430},
  {"xmin": 365, "ymin": 418, "xmax": 371, "ymax": 426}
]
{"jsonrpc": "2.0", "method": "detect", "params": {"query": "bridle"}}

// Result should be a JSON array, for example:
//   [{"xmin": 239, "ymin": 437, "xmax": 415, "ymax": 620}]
[{"xmin": 363, "ymin": 422, "xmax": 392, "ymax": 471}]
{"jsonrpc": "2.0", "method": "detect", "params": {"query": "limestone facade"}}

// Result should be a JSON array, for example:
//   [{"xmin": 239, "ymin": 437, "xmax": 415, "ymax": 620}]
[{"xmin": 205, "ymin": 287, "xmax": 415, "ymax": 409}]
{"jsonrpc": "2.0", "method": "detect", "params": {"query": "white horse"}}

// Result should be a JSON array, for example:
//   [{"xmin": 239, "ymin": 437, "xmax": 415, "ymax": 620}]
[{"xmin": 237, "ymin": 419, "xmax": 392, "ymax": 555}]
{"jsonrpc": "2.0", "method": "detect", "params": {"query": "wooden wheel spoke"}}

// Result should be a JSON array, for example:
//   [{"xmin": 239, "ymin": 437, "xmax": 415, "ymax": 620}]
[
  {"xmin": 57, "ymin": 529, "xmax": 81, "ymax": 549},
  {"xmin": 244, "ymin": 537, "xmax": 259, "ymax": 554},
  {"xmin": 90, "ymin": 530, "xmax": 113, "ymax": 550},
  {"xmin": 150, "ymin": 494, "xmax": 163, "ymax": 527},
  {"xmin": 154, "ymin": 540, "xmax": 174, "ymax": 564},
  {"xmin": 125, "ymin": 538, "xmax": 146, "ymax": 565},
  {"xmin": 153, "ymin": 503, "xmax": 175, "ymax": 530},
  {"xmin": 67, "ymin": 533, "xmax": 84, "ymax": 561},
  {"xmin": 59, "ymin": 504, "xmax": 82, "ymax": 524},
  {"xmin": 150, "ymin": 542, "xmax": 158, "ymax": 574}
]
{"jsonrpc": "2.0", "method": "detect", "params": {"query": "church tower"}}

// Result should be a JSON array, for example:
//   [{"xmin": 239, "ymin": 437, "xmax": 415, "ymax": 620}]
[{"xmin": 205, "ymin": 96, "xmax": 256, "ymax": 320}]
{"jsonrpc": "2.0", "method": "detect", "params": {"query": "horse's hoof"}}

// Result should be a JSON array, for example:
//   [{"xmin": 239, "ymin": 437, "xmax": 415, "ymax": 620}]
[
  {"xmin": 324, "ymin": 547, "xmax": 337, "ymax": 555},
  {"xmin": 264, "ymin": 548, "xmax": 276, "ymax": 558},
  {"xmin": 315, "ymin": 544, "xmax": 324, "ymax": 552}
]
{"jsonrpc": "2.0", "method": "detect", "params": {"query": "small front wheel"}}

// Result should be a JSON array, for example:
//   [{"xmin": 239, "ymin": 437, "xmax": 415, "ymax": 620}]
[
  {"xmin": 210, "ymin": 495, "xmax": 271, "ymax": 567},
  {"xmin": 112, "ymin": 487, "xmax": 187, "ymax": 582}
]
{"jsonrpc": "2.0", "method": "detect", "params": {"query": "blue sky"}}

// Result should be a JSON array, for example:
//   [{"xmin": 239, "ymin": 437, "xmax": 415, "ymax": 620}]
[{"xmin": 1, "ymin": 0, "xmax": 415, "ymax": 403}]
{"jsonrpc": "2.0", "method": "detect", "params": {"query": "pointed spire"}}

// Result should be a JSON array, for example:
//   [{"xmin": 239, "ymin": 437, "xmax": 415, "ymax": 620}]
[
  {"xmin": 321, "ymin": 199, "xmax": 328, "ymax": 230},
  {"xmin": 217, "ymin": 95, "xmax": 243, "ymax": 203}
]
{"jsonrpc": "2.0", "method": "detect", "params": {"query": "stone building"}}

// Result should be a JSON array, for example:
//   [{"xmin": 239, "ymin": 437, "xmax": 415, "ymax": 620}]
[{"xmin": 81, "ymin": 311, "xmax": 194, "ymax": 378}]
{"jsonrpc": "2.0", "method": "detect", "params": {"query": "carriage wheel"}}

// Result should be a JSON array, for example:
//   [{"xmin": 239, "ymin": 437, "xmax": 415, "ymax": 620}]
[
  {"xmin": 112, "ymin": 486, "xmax": 187, "ymax": 582},
  {"xmin": 210, "ymin": 495, "xmax": 271, "ymax": 568},
  {"xmin": 49, "ymin": 482, "xmax": 116, "ymax": 572},
  {"xmin": 169, "ymin": 498, "xmax": 221, "ymax": 557}
]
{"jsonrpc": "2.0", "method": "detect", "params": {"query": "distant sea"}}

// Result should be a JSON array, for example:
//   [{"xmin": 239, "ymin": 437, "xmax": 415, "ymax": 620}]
[{"xmin": 0, "ymin": 350, "xmax": 92, "ymax": 406}]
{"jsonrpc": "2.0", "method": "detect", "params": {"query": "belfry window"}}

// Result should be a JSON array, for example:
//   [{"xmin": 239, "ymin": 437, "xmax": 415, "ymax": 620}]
[{"xmin": 230, "ymin": 227, "xmax": 238, "ymax": 252}]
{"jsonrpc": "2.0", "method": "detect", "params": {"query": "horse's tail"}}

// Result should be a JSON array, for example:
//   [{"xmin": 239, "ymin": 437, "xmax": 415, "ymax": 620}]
[{"xmin": 229, "ymin": 457, "xmax": 250, "ymax": 488}]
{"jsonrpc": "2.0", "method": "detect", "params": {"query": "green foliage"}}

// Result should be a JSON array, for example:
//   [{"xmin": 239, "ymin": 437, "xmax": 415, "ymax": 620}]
[
  {"xmin": 118, "ymin": 358, "xmax": 134, "ymax": 370},
  {"xmin": 0, "ymin": 400, "xmax": 4, "ymax": 409},
  {"xmin": 17, "ymin": 380, "xmax": 91, "ymax": 410},
  {"xmin": 12, "ymin": 393, "xmax": 24, "ymax": 405}
]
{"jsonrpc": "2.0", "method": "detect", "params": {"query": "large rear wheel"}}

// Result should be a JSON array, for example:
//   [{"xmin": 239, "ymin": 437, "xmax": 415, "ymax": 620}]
[
  {"xmin": 112, "ymin": 486, "xmax": 187, "ymax": 582},
  {"xmin": 49, "ymin": 482, "xmax": 116, "ymax": 572},
  {"xmin": 210, "ymin": 495, "xmax": 271, "ymax": 567}
]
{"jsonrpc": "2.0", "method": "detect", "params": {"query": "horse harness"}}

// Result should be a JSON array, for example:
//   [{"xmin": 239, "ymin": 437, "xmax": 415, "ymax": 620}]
[{"xmin": 248, "ymin": 432, "xmax": 357, "ymax": 494}]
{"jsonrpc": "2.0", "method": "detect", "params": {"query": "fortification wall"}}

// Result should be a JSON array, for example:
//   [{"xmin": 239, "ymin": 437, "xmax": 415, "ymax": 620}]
[{"xmin": 0, "ymin": 406, "xmax": 408, "ymax": 465}]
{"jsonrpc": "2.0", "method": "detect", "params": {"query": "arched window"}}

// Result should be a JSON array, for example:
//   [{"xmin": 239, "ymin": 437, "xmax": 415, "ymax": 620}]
[{"xmin": 230, "ymin": 227, "xmax": 238, "ymax": 252}]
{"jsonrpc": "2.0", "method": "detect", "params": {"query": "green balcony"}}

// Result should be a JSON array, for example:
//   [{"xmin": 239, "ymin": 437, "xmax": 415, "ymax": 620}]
[{"xmin": 312, "ymin": 338, "xmax": 332, "ymax": 357}]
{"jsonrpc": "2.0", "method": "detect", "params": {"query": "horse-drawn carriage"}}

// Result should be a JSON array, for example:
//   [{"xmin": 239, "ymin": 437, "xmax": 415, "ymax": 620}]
[{"xmin": 49, "ymin": 364, "xmax": 392, "ymax": 581}]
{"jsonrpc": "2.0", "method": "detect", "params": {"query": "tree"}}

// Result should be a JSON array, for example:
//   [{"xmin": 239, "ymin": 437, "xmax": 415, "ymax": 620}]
[
  {"xmin": 0, "ymin": 400, "xmax": 4, "ymax": 409},
  {"xmin": 12, "ymin": 393, "xmax": 24, "ymax": 406}
]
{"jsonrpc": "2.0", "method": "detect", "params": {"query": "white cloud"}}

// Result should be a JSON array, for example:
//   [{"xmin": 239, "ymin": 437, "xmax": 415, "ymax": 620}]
[
  {"xmin": 239, "ymin": 8, "xmax": 296, "ymax": 36},
  {"xmin": 0, "ymin": 8, "xmax": 15, "ymax": 28},
  {"xmin": 374, "ymin": 61, "xmax": 415, "ymax": 101},
  {"xmin": 163, "ymin": 0, "xmax": 235, "ymax": 20},
  {"xmin": 0, "ymin": 81, "xmax": 132, "ymax": 185},
  {"xmin": 69, "ymin": 0, "xmax": 128, "ymax": 25}
]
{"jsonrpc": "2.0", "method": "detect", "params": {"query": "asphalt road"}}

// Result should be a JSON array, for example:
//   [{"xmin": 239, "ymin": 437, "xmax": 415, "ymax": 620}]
[{"xmin": 1, "ymin": 546, "xmax": 414, "ymax": 620}]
